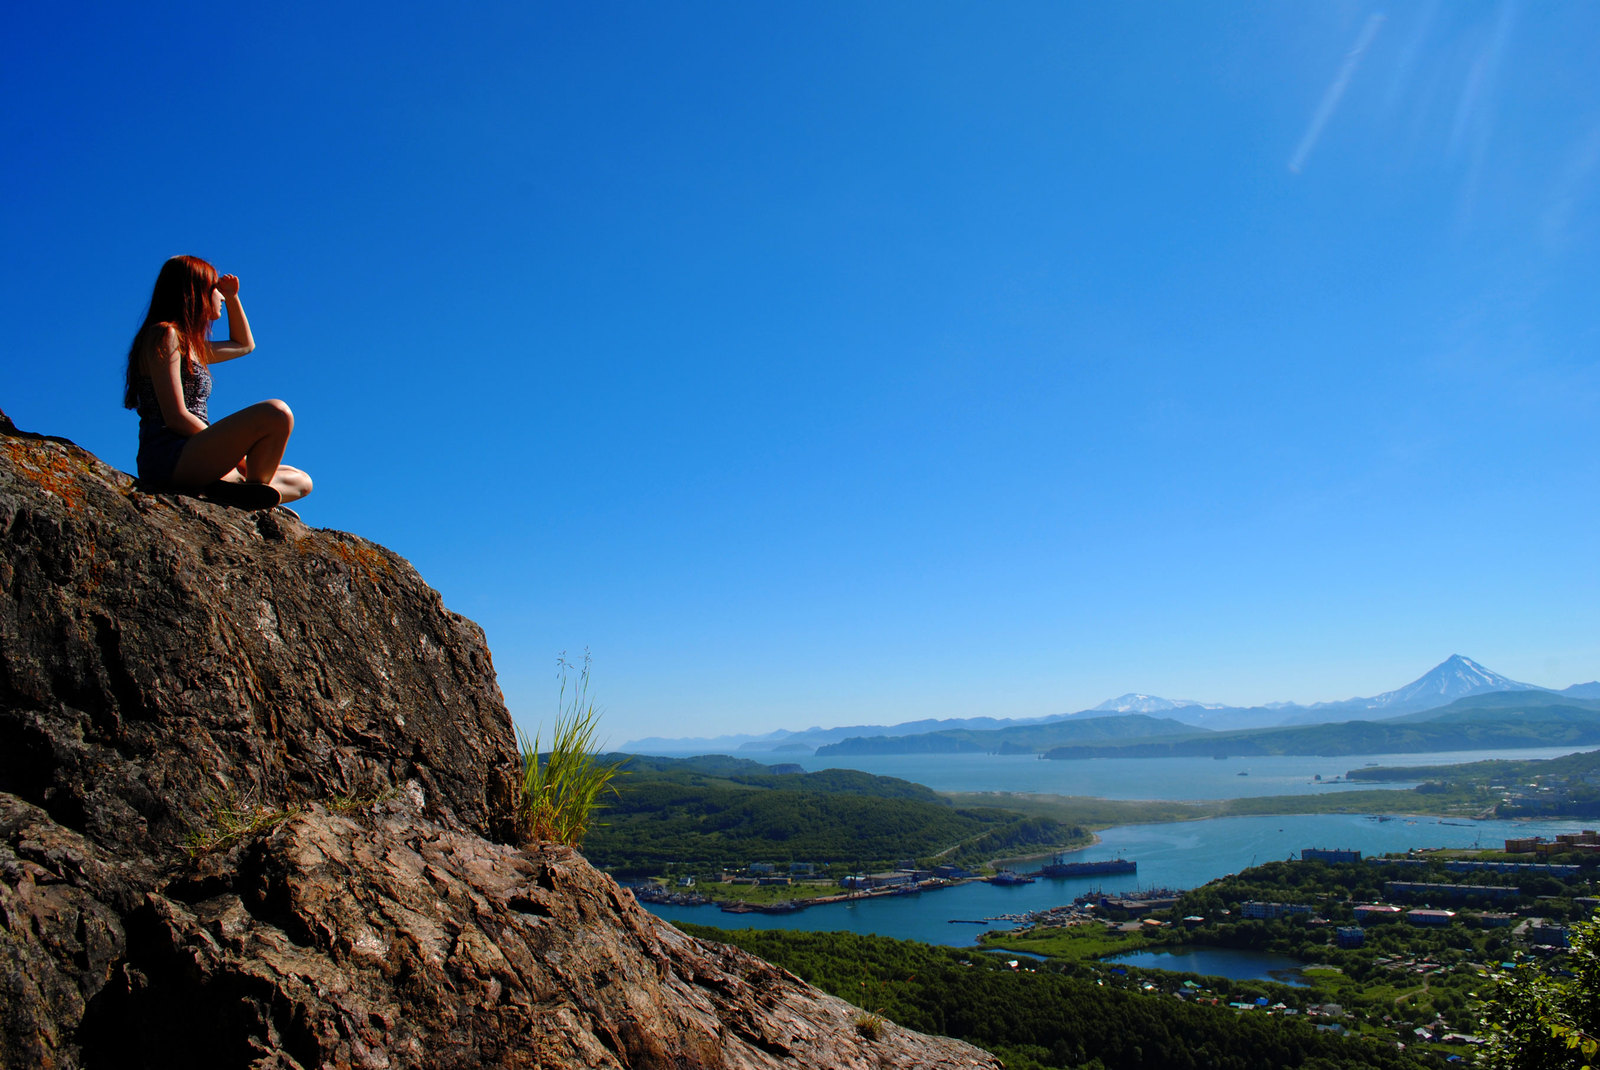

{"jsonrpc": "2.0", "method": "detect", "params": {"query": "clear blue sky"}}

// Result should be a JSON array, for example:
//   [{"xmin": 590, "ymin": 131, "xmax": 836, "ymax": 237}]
[{"xmin": 5, "ymin": 3, "xmax": 1599, "ymax": 746}]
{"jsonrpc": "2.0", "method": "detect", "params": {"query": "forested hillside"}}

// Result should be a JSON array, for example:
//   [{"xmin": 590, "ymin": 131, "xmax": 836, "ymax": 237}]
[
  {"xmin": 678, "ymin": 926, "xmax": 1424, "ymax": 1070},
  {"xmin": 584, "ymin": 755, "xmax": 1085, "ymax": 877}
]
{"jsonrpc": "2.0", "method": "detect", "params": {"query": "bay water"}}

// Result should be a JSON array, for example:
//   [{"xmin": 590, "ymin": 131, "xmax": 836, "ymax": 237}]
[
  {"xmin": 720, "ymin": 745, "xmax": 1591, "ymax": 800},
  {"xmin": 641, "ymin": 747, "xmax": 1596, "ymax": 949}
]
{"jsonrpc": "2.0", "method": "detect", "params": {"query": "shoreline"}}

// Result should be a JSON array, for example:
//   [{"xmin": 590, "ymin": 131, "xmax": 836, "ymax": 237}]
[
  {"xmin": 643, "ymin": 809, "xmax": 1583, "ymax": 918},
  {"xmin": 988, "ymin": 830, "xmax": 1104, "ymax": 870}
]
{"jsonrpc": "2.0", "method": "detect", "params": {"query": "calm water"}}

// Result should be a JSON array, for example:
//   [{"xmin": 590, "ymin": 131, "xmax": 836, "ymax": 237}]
[
  {"xmin": 1103, "ymin": 947, "xmax": 1313, "ymax": 987},
  {"xmin": 719, "ymin": 746, "xmax": 1591, "ymax": 801},
  {"xmin": 644, "ymin": 812, "xmax": 1594, "ymax": 947},
  {"xmin": 643, "ymin": 748, "xmax": 1596, "ymax": 946}
]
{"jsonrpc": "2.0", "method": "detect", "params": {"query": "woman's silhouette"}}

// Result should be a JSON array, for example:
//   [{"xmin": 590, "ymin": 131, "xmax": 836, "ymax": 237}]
[{"xmin": 124, "ymin": 255, "xmax": 311, "ymax": 506}]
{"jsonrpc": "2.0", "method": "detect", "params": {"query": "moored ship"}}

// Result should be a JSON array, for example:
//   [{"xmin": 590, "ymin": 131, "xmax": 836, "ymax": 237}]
[{"xmin": 1038, "ymin": 855, "xmax": 1136, "ymax": 878}]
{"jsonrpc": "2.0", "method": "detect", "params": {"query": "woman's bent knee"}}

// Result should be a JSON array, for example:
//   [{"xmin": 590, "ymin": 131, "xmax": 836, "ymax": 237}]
[
  {"xmin": 262, "ymin": 398, "xmax": 294, "ymax": 429},
  {"xmin": 279, "ymin": 470, "xmax": 312, "ymax": 504},
  {"xmin": 244, "ymin": 399, "xmax": 293, "ymax": 433}
]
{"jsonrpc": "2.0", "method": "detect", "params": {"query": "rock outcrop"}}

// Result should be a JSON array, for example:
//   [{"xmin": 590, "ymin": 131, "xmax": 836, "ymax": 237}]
[{"xmin": 0, "ymin": 412, "xmax": 999, "ymax": 1069}]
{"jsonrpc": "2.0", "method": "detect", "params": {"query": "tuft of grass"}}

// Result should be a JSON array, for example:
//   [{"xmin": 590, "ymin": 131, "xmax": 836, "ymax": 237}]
[
  {"xmin": 328, "ymin": 786, "xmax": 401, "ymax": 814},
  {"xmin": 183, "ymin": 788, "xmax": 297, "ymax": 857},
  {"xmin": 184, "ymin": 786, "xmax": 402, "ymax": 856},
  {"xmin": 853, "ymin": 1011, "xmax": 887, "ymax": 1040},
  {"xmin": 517, "ymin": 652, "xmax": 625, "ymax": 847}
]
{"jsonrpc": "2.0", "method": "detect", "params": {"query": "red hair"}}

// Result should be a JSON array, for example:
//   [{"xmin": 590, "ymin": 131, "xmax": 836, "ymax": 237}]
[{"xmin": 123, "ymin": 255, "xmax": 218, "ymax": 408}]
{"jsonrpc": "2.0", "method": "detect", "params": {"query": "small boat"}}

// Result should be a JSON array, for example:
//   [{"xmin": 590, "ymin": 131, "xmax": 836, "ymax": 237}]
[{"xmin": 988, "ymin": 870, "xmax": 1037, "ymax": 886}]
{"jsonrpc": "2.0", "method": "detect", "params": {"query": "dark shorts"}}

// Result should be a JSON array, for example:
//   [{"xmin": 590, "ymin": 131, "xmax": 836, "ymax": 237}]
[{"xmin": 136, "ymin": 427, "xmax": 189, "ymax": 487}]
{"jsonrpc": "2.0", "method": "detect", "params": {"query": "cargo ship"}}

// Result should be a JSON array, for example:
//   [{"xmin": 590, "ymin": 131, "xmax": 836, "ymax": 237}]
[{"xmin": 1038, "ymin": 855, "xmax": 1136, "ymax": 878}]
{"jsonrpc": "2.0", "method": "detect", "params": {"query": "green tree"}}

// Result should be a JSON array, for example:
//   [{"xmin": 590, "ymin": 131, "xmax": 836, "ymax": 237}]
[{"xmin": 1478, "ymin": 911, "xmax": 1600, "ymax": 1070}]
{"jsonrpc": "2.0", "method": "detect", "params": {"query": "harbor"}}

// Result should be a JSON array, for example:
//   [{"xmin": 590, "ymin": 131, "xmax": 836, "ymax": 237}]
[{"xmin": 639, "ymin": 813, "xmax": 1598, "ymax": 947}]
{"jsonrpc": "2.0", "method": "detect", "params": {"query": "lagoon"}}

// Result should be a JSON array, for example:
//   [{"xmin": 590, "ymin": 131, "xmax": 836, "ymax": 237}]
[{"xmin": 1102, "ymin": 947, "xmax": 1312, "ymax": 987}]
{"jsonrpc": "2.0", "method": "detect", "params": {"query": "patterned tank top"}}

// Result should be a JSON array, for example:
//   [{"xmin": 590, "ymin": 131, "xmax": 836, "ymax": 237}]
[{"xmin": 135, "ymin": 348, "xmax": 212, "ymax": 435}]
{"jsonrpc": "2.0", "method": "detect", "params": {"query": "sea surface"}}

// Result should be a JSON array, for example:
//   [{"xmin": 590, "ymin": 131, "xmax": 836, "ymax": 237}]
[
  {"xmin": 641, "ymin": 746, "xmax": 1597, "ymax": 949},
  {"xmin": 708, "ymin": 745, "xmax": 1591, "ymax": 801}
]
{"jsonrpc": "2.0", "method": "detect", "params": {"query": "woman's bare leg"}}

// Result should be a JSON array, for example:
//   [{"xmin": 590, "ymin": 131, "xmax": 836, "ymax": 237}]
[
  {"xmin": 169, "ymin": 400, "xmax": 293, "ymax": 490},
  {"xmin": 269, "ymin": 465, "xmax": 313, "ymax": 504},
  {"xmin": 217, "ymin": 464, "xmax": 313, "ymax": 504},
  {"xmin": 217, "ymin": 462, "xmax": 313, "ymax": 505}
]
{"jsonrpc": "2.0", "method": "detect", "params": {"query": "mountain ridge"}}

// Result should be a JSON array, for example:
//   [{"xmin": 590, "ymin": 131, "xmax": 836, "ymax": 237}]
[{"xmin": 627, "ymin": 654, "xmax": 1582, "ymax": 755}]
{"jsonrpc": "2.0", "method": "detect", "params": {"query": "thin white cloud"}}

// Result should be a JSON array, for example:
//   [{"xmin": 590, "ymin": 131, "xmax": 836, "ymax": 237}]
[
  {"xmin": 1451, "ymin": 1, "xmax": 1515, "ymax": 222},
  {"xmin": 1542, "ymin": 118, "xmax": 1600, "ymax": 248},
  {"xmin": 1289, "ymin": 13, "xmax": 1386, "ymax": 174},
  {"xmin": 1449, "ymin": 0, "xmax": 1514, "ymax": 156},
  {"xmin": 1382, "ymin": 0, "xmax": 1438, "ymax": 118}
]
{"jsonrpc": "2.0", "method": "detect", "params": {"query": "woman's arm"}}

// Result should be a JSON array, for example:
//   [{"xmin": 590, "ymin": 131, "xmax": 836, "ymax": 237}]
[
  {"xmin": 147, "ymin": 326, "xmax": 209, "ymax": 436},
  {"xmin": 206, "ymin": 273, "xmax": 255, "ymax": 363}
]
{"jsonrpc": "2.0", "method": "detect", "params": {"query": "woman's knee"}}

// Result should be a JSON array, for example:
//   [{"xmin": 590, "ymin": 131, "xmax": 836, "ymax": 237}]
[
  {"xmin": 262, "ymin": 398, "xmax": 294, "ymax": 430},
  {"xmin": 243, "ymin": 398, "xmax": 293, "ymax": 434},
  {"xmin": 279, "ymin": 468, "xmax": 313, "ymax": 503}
]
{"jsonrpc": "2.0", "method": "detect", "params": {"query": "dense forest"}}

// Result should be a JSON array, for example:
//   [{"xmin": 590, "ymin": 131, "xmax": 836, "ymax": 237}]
[
  {"xmin": 583, "ymin": 754, "xmax": 1085, "ymax": 878},
  {"xmin": 677, "ymin": 925, "xmax": 1427, "ymax": 1070}
]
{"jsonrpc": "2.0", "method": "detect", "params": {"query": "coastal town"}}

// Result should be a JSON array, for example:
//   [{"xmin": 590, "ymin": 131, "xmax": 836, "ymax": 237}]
[
  {"xmin": 973, "ymin": 831, "xmax": 1600, "ymax": 1056},
  {"xmin": 640, "ymin": 827, "xmax": 1597, "ymax": 1060}
]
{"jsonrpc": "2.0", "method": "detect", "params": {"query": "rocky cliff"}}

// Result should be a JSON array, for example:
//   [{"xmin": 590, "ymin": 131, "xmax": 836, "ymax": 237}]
[{"xmin": 0, "ymin": 412, "xmax": 998, "ymax": 1070}]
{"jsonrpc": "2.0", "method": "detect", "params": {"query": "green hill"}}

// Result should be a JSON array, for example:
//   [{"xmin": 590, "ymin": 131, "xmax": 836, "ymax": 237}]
[
  {"xmin": 1387, "ymin": 691, "xmax": 1600, "ymax": 723},
  {"xmin": 584, "ymin": 756, "xmax": 1086, "ymax": 877},
  {"xmin": 1039, "ymin": 703, "xmax": 1600, "ymax": 759}
]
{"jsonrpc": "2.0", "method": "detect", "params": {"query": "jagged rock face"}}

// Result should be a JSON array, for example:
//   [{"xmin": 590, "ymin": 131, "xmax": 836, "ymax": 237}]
[
  {"xmin": 0, "ymin": 414, "xmax": 520, "ymax": 858},
  {"xmin": 0, "ymin": 414, "xmax": 998, "ymax": 1070}
]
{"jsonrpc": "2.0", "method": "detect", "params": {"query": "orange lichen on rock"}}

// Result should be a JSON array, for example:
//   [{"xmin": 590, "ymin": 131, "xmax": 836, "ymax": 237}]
[
  {"xmin": 1, "ymin": 439, "xmax": 87, "ymax": 512},
  {"xmin": 305, "ymin": 535, "xmax": 396, "ymax": 586}
]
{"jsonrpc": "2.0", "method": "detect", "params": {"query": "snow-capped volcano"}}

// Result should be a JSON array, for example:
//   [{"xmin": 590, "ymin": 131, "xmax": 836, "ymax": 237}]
[
  {"xmin": 1351, "ymin": 654, "xmax": 1541, "ymax": 712},
  {"xmin": 1091, "ymin": 693, "xmax": 1218, "ymax": 713}
]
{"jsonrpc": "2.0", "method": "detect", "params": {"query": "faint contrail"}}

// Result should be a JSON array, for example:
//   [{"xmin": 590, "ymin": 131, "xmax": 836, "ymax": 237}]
[{"xmin": 1289, "ymin": 14, "xmax": 1386, "ymax": 174}]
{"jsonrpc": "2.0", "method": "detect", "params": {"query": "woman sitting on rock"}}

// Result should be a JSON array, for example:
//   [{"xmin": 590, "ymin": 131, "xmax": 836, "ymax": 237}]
[{"xmin": 123, "ymin": 255, "xmax": 312, "ymax": 508}]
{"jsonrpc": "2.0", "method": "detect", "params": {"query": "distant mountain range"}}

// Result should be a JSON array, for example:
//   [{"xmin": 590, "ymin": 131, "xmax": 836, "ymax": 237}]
[
  {"xmin": 620, "ymin": 655, "xmax": 1600, "ymax": 757},
  {"xmin": 1032, "ymin": 691, "xmax": 1600, "ymax": 761},
  {"xmin": 1090, "ymin": 693, "xmax": 1222, "ymax": 714}
]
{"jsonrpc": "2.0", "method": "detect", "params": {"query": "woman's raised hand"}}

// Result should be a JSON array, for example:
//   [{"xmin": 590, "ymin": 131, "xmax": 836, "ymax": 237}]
[{"xmin": 217, "ymin": 274, "xmax": 241, "ymax": 300}]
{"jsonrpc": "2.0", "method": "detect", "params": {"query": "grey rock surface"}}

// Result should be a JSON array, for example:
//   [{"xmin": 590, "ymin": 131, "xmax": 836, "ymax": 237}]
[{"xmin": 0, "ymin": 411, "xmax": 998, "ymax": 1069}]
